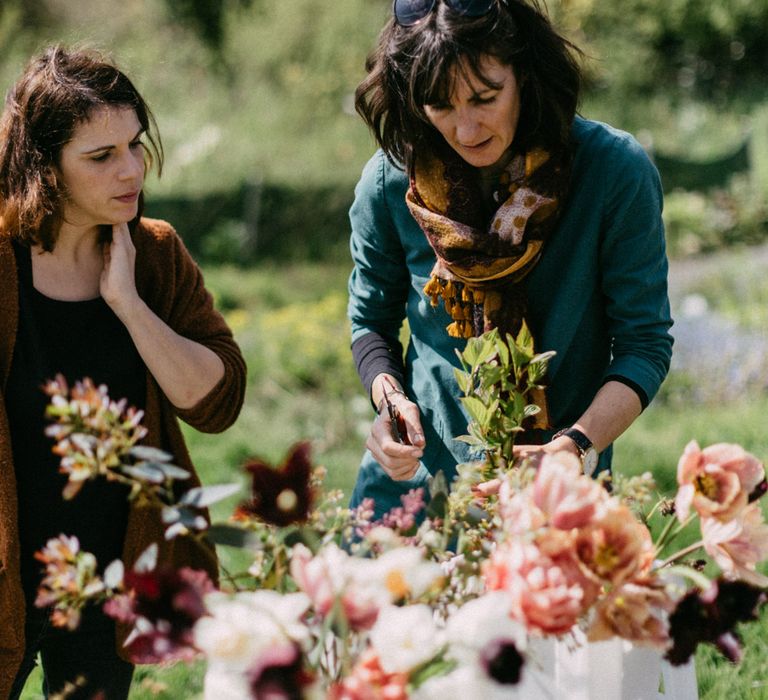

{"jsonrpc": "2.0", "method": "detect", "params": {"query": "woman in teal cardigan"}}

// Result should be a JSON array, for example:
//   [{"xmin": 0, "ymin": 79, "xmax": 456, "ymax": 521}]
[{"xmin": 348, "ymin": 0, "xmax": 673, "ymax": 518}]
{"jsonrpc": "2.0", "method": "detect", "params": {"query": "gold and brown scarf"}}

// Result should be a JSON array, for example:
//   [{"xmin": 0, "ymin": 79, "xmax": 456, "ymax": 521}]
[{"xmin": 406, "ymin": 146, "xmax": 571, "ymax": 429}]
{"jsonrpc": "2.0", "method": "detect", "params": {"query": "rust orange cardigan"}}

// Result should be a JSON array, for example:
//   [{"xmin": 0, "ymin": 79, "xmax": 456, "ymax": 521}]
[{"xmin": 0, "ymin": 218, "xmax": 247, "ymax": 696}]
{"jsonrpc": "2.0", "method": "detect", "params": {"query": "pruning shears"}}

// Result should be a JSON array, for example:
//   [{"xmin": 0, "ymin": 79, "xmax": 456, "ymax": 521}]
[{"xmin": 382, "ymin": 383, "xmax": 411, "ymax": 445}]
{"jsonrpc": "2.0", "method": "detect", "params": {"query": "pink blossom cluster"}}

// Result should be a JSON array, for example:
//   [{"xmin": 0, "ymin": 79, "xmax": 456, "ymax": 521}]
[
  {"xmin": 484, "ymin": 452, "xmax": 664, "ymax": 646},
  {"xmin": 676, "ymin": 441, "xmax": 768, "ymax": 586}
]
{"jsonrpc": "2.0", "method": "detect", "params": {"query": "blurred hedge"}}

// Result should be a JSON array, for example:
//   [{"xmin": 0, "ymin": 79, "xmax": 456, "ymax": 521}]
[
  {"xmin": 144, "ymin": 179, "xmax": 355, "ymax": 264},
  {"xmin": 144, "ymin": 134, "xmax": 768, "ymax": 266}
]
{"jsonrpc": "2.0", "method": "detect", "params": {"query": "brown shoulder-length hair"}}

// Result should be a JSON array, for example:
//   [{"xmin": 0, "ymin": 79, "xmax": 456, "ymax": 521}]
[
  {"xmin": 0, "ymin": 45, "xmax": 163, "ymax": 250},
  {"xmin": 355, "ymin": 0, "xmax": 582, "ymax": 170}
]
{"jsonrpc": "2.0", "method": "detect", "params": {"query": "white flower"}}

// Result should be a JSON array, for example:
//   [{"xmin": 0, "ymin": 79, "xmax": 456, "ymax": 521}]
[
  {"xmin": 446, "ymin": 592, "xmax": 527, "ymax": 666},
  {"xmin": 201, "ymin": 665, "xmax": 251, "ymax": 700},
  {"xmin": 373, "ymin": 546, "xmax": 444, "ymax": 600},
  {"xmin": 369, "ymin": 604, "xmax": 442, "ymax": 674},
  {"xmin": 413, "ymin": 666, "xmax": 516, "ymax": 700},
  {"xmin": 194, "ymin": 590, "xmax": 310, "ymax": 672}
]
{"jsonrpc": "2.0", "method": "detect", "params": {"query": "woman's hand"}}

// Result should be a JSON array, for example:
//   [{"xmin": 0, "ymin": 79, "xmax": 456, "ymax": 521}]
[
  {"xmin": 512, "ymin": 434, "xmax": 581, "ymax": 463},
  {"xmin": 100, "ymin": 223, "xmax": 140, "ymax": 318},
  {"xmin": 366, "ymin": 389, "xmax": 426, "ymax": 481},
  {"xmin": 98, "ymin": 222, "xmax": 225, "ymax": 409}
]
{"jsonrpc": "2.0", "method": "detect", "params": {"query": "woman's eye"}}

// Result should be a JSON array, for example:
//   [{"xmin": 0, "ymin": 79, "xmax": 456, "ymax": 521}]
[
  {"xmin": 475, "ymin": 95, "xmax": 497, "ymax": 105},
  {"xmin": 91, "ymin": 152, "xmax": 110, "ymax": 162}
]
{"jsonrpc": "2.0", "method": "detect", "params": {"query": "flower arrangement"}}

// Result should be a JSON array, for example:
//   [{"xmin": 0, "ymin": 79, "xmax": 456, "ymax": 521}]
[{"xmin": 34, "ymin": 329, "xmax": 768, "ymax": 699}]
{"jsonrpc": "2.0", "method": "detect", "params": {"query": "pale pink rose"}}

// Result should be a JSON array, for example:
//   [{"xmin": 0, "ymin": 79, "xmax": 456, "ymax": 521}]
[
  {"xmin": 675, "ymin": 441, "xmax": 765, "ymax": 522},
  {"xmin": 575, "ymin": 504, "xmax": 654, "ymax": 585},
  {"xmin": 484, "ymin": 540, "xmax": 585, "ymax": 635},
  {"xmin": 701, "ymin": 503, "xmax": 768, "ymax": 587},
  {"xmin": 498, "ymin": 483, "xmax": 547, "ymax": 536},
  {"xmin": 289, "ymin": 544, "xmax": 381, "ymax": 630},
  {"xmin": 587, "ymin": 579, "xmax": 673, "ymax": 650},
  {"xmin": 532, "ymin": 451, "xmax": 607, "ymax": 530}
]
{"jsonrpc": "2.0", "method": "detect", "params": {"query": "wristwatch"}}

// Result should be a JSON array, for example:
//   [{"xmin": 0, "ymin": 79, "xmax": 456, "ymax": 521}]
[{"xmin": 553, "ymin": 427, "xmax": 598, "ymax": 476}]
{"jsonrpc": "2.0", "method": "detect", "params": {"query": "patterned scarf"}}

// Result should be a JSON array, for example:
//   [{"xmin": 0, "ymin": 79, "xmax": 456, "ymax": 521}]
[{"xmin": 406, "ymin": 145, "xmax": 571, "ymax": 429}]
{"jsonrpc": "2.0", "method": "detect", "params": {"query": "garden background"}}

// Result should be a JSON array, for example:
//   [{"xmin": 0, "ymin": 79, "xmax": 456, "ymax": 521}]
[{"xmin": 2, "ymin": 0, "xmax": 767, "ymax": 697}]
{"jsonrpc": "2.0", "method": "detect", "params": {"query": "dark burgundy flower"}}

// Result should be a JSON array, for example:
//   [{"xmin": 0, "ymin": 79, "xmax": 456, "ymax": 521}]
[
  {"xmin": 235, "ymin": 442, "xmax": 314, "ymax": 527},
  {"xmin": 104, "ymin": 566, "xmax": 214, "ymax": 663},
  {"xmin": 480, "ymin": 638, "xmax": 525, "ymax": 685},
  {"xmin": 749, "ymin": 479, "xmax": 768, "ymax": 503},
  {"xmin": 665, "ymin": 579, "xmax": 766, "ymax": 666},
  {"xmin": 248, "ymin": 643, "xmax": 314, "ymax": 700}
]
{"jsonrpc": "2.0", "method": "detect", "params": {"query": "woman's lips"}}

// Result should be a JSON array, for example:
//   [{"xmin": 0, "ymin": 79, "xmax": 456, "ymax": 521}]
[
  {"xmin": 115, "ymin": 191, "xmax": 139, "ymax": 203},
  {"xmin": 462, "ymin": 137, "xmax": 493, "ymax": 150}
]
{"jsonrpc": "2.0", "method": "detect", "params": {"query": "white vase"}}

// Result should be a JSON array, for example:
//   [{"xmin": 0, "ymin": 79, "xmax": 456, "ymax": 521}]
[{"xmin": 525, "ymin": 633, "xmax": 698, "ymax": 700}]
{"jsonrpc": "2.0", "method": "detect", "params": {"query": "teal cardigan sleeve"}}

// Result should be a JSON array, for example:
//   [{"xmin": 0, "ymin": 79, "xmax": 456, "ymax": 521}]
[
  {"xmin": 347, "ymin": 152, "xmax": 411, "ymax": 344},
  {"xmin": 597, "ymin": 130, "xmax": 673, "ymax": 405}
]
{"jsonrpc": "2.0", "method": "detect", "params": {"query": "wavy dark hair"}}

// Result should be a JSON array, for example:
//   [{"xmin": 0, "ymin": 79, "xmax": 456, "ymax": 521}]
[
  {"xmin": 0, "ymin": 45, "xmax": 163, "ymax": 250},
  {"xmin": 355, "ymin": 0, "xmax": 582, "ymax": 170}
]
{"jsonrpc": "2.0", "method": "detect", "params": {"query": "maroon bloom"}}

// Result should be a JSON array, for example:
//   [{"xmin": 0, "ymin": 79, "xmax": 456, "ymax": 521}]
[
  {"xmin": 235, "ymin": 442, "xmax": 314, "ymax": 527},
  {"xmin": 480, "ymin": 638, "xmax": 525, "ymax": 685},
  {"xmin": 665, "ymin": 578, "xmax": 766, "ymax": 666},
  {"xmin": 104, "ymin": 566, "xmax": 214, "ymax": 663},
  {"xmin": 248, "ymin": 643, "xmax": 314, "ymax": 700}
]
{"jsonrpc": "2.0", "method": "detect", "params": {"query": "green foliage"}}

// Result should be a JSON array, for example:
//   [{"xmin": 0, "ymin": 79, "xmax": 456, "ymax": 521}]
[
  {"xmin": 453, "ymin": 324, "xmax": 555, "ymax": 470},
  {"xmin": 556, "ymin": 0, "xmax": 768, "ymax": 105},
  {"xmin": 663, "ymin": 174, "xmax": 768, "ymax": 256}
]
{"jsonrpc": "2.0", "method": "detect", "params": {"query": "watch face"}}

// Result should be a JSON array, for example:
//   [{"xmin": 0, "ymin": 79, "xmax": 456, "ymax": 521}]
[{"xmin": 582, "ymin": 448, "xmax": 598, "ymax": 477}]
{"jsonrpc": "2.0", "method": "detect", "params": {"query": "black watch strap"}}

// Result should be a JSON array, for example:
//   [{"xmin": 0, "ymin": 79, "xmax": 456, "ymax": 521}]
[{"xmin": 553, "ymin": 427, "xmax": 593, "ymax": 455}]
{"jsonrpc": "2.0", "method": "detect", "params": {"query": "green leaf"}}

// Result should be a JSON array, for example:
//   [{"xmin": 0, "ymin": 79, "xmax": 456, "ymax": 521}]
[
  {"xmin": 461, "ymin": 396, "xmax": 491, "ymax": 426},
  {"xmin": 661, "ymin": 564, "xmax": 712, "ymax": 592},
  {"xmin": 180, "ymin": 483, "xmax": 241, "ymax": 507},
  {"xmin": 510, "ymin": 343, "xmax": 533, "ymax": 376},
  {"xmin": 205, "ymin": 524, "xmax": 257, "ymax": 548},
  {"xmin": 409, "ymin": 653, "xmax": 455, "ymax": 689},
  {"xmin": 121, "ymin": 462, "xmax": 166, "ymax": 484},
  {"xmin": 494, "ymin": 335, "xmax": 510, "ymax": 367},
  {"xmin": 453, "ymin": 368, "xmax": 472, "ymax": 395},
  {"xmin": 524, "ymin": 403, "xmax": 541, "ymax": 417},
  {"xmin": 129, "ymin": 445, "xmax": 173, "ymax": 463},
  {"xmin": 427, "ymin": 469, "xmax": 449, "ymax": 499},
  {"xmin": 478, "ymin": 364, "xmax": 504, "ymax": 388},
  {"xmin": 426, "ymin": 491, "xmax": 449, "ymax": 520},
  {"xmin": 515, "ymin": 320, "xmax": 535, "ymax": 354}
]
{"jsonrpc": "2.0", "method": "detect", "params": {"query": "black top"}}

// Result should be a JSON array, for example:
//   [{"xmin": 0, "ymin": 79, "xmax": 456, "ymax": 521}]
[{"xmin": 5, "ymin": 242, "xmax": 146, "ymax": 620}]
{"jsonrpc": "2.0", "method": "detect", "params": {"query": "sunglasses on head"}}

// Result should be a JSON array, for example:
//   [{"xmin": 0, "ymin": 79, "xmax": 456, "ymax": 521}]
[{"xmin": 393, "ymin": 0, "xmax": 499, "ymax": 27}]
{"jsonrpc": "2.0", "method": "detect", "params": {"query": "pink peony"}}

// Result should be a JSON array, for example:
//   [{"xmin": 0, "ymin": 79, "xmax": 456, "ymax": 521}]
[
  {"xmin": 532, "ymin": 451, "xmax": 607, "ymax": 530},
  {"xmin": 675, "ymin": 441, "xmax": 765, "ymax": 523},
  {"xmin": 701, "ymin": 503, "xmax": 768, "ymax": 586},
  {"xmin": 587, "ymin": 579, "xmax": 674, "ymax": 650},
  {"xmin": 498, "ymin": 483, "xmax": 547, "ymax": 536},
  {"xmin": 575, "ymin": 504, "xmax": 654, "ymax": 586},
  {"xmin": 484, "ymin": 540, "xmax": 585, "ymax": 635},
  {"xmin": 290, "ymin": 543, "xmax": 381, "ymax": 631}
]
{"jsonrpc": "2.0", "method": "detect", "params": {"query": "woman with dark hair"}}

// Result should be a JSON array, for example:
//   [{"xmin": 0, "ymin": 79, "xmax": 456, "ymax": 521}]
[
  {"xmin": 348, "ymin": 0, "xmax": 673, "ymax": 517},
  {"xmin": 0, "ymin": 46, "xmax": 246, "ymax": 699}
]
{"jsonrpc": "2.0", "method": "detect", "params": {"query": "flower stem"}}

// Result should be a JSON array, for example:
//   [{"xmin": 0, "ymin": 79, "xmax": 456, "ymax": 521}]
[
  {"xmin": 654, "ymin": 514, "xmax": 695, "ymax": 556},
  {"xmin": 655, "ymin": 539, "xmax": 705, "ymax": 569}
]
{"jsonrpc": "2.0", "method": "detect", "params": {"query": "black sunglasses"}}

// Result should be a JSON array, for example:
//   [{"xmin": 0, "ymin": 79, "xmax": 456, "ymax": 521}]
[{"xmin": 393, "ymin": 0, "xmax": 498, "ymax": 27}]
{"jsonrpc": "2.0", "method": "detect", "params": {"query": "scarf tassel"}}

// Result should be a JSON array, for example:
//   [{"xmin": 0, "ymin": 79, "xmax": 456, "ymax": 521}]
[{"xmin": 424, "ymin": 275, "xmax": 477, "ymax": 339}]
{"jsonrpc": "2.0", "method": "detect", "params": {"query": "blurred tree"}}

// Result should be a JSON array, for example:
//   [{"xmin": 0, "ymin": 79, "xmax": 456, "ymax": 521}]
[
  {"xmin": 556, "ymin": 0, "xmax": 768, "ymax": 105},
  {"xmin": 160, "ymin": 0, "xmax": 256, "ymax": 54}
]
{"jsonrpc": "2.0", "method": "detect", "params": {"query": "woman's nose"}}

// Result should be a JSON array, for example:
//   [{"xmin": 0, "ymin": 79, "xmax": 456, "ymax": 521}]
[
  {"xmin": 119, "ymin": 151, "xmax": 145, "ymax": 181},
  {"xmin": 454, "ymin": 109, "xmax": 480, "ymax": 143}
]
